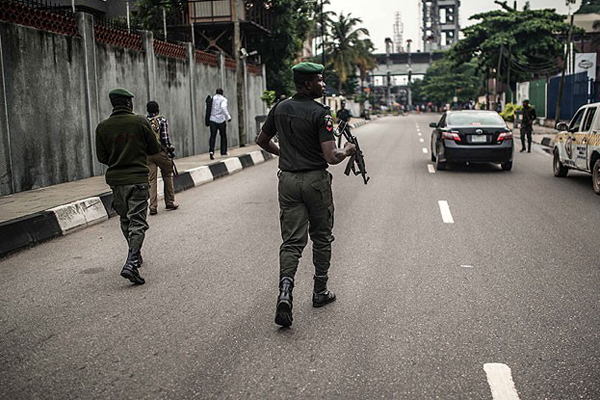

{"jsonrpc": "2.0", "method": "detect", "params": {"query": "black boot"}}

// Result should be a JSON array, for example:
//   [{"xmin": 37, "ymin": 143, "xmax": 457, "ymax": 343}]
[
  {"xmin": 312, "ymin": 274, "xmax": 336, "ymax": 307},
  {"xmin": 120, "ymin": 249, "xmax": 145, "ymax": 285},
  {"xmin": 275, "ymin": 277, "xmax": 294, "ymax": 327}
]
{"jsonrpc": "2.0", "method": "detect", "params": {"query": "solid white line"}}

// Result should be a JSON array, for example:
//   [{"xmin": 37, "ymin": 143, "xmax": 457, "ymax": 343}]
[
  {"xmin": 427, "ymin": 164, "xmax": 435, "ymax": 173},
  {"xmin": 484, "ymin": 363, "xmax": 520, "ymax": 400},
  {"xmin": 422, "ymin": 148, "xmax": 428, "ymax": 154},
  {"xmin": 438, "ymin": 200, "xmax": 454, "ymax": 223},
  {"xmin": 419, "ymin": 138, "xmax": 424, "ymax": 143}
]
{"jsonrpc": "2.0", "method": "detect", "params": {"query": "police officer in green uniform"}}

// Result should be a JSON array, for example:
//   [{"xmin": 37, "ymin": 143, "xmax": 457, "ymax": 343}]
[
  {"xmin": 257, "ymin": 62, "xmax": 356, "ymax": 327},
  {"xmin": 96, "ymin": 88, "xmax": 161, "ymax": 285}
]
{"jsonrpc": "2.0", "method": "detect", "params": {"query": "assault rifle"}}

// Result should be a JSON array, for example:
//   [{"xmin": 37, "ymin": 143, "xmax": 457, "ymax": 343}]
[{"xmin": 334, "ymin": 120, "xmax": 370, "ymax": 184}]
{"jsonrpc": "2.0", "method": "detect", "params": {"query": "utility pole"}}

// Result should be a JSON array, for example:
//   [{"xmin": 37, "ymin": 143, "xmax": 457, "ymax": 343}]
[
  {"xmin": 385, "ymin": 37, "xmax": 392, "ymax": 108},
  {"xmin": 162, "ymin": 7, "xmax": 167, "ymax": 40},
  {"xmin": 126, "ymin": 1, "xmax": 131, "ymax": 32},
  {"xmin": 321, "ymin": 0, "xmax": 326, "ymax": 104},
  {"xmin": 407, "ymin": 39, "xmax": 412, "ymax": 107},
  {"xmin": 555, "ymin": 1, "xmax": 575, "ymax": 125},
  {"xmin": 506, "ymin": 43, "xmax": 511, "ymax": 104},
  {"xmin": 495, "ymin": 46, "xmax": 503, "ymax": 107}
]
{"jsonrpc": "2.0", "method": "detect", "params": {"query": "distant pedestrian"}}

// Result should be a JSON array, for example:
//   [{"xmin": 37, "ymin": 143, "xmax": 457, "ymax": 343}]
[
  {"xmin": 336, "ymin": 99, "xmax": 352, "ymax": 147},
  {"xmin": 207, "ymin": 88, "xmax": 232, "ymax": 160},
  {"xmin": 256, "ymin": 62, "xmax": 356, "ymax": 328},
  {"xmin": 520, "ymin": 99, "xmax": 537, "ymax": 153},
  {"xmin": 146, "ymin": 101, "xmax": 179, "ymax": 215},
  {"xmin": 96, "ymin": 88, "xmax": 161, "ymax": 285}
]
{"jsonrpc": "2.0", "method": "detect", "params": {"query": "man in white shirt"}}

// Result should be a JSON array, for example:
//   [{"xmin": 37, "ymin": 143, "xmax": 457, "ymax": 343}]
[{"xmin": 207, "ymin": 88, "xmax": 232, "ymax": 159}]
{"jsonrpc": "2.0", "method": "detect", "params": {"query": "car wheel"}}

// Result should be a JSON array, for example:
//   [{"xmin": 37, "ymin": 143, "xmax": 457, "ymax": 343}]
[
  {"xmin": 501, "ymin": 161, "xmax": 512, "ymax": 171},
  {"xmin": 553, "ymin": 149, "xmax": 568, "ymax": 177},
  {"xmin": 593, "ymin": 159, "xmax": 600, "ymax": 195},
  {"xmin": 431, "ymin": 149, "xmax": 436, "ymax": 162},
  {"xmin": 435, "ymin": 154, "xmax": 446, "ymax": 171}
]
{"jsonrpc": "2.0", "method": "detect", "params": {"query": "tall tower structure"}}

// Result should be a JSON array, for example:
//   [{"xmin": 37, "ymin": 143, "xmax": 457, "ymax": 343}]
[
  {"xmin": 422, "ymin": 0, "xmax": 460, "ymax": 52},
  {"xmin": 393, "ymin": 12, "xmax": 404, "ymax": 53}
]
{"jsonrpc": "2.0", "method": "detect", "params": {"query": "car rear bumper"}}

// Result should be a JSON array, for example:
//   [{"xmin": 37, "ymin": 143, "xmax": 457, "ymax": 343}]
[{"xmin": 441, "ymin": 140, "xmax": 513, "ymax": 163}]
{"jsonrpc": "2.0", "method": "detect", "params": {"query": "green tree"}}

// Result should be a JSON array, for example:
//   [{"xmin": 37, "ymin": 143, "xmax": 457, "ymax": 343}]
[
  {"xmin": 448, "ymin": 5, "xmax": 574, "ymax": 86},
  {"xmin": 324, "ymin": 12, "xmax": 370, "ymax": 93},
  {"xmin": 576, "ymin": 0, "xmax": 600, "ymax": 14},
  {"xmin": 415, "ymin": 58, "xmax": 482, "ymax": 105},
  {"xmin": 131, "ymin": 0, "xmax": 184, "ymax": 38},
  {"xmin": 253, "ymin": 0, "xmax": 316, "ymax": 97}
]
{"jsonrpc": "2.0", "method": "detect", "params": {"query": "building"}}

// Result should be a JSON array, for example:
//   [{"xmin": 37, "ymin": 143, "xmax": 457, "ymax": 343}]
[{"xmin": 422, "ymin": 0, "xmax": 460, "ymax": 52}]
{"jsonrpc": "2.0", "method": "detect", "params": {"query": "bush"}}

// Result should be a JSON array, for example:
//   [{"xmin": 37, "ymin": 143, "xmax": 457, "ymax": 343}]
[
  {"xmin": 500, "ymin": 103, "xmax": 522, "ymax": 122},
  {"xmin": 261, "ymin": 90, "xmax": 276, "ymax": 108}
]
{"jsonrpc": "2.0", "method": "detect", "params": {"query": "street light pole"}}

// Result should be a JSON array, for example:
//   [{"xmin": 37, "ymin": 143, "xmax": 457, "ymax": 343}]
[{"xmin": 321, "ymin": 0, "xmax": 326, "ymax": 104}]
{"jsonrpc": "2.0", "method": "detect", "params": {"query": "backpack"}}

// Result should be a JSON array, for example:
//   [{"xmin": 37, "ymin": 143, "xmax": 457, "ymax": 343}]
[
  {"xmin": 149, "ymin": 116, "xmax": 162, "ymax": 142},
  {"xmin": 205, "ymin": 95, "xmax": 213, "ymax": 127}
]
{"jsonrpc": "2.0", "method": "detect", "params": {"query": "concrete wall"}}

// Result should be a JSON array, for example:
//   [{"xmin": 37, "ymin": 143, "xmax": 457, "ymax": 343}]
[{"xmin": 0, "ymin": 15, "xmax": 266, "ymax": 195}]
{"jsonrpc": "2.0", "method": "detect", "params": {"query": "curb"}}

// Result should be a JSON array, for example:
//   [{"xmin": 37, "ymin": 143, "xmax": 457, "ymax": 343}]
[{"xmin": 0, "ymin": 150, "xmax": 274, "ymax": 258}]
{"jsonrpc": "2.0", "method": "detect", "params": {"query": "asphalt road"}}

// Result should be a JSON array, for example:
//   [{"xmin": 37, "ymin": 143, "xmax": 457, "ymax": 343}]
[{"xmin": 1, "ymin": 114, "xmax": 599, "ymax": 399}]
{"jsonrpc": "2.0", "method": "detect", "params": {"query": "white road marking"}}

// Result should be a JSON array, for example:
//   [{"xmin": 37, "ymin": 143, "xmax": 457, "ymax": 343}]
[
  {"xmin": 418, "ymin": 132, "xmax": 422, "ymax": 136},
  {"xmin": 460, "ymin": 264, "xmax": 473, "ymax": 268},
  {"xmin": 419, "ymin": 138, "xmax": 424, "ymax": 143},
  {"xmin": 484, "ymin": 363, "xmax": 520, "ymax": 400},
  {"xmin": 422, "ymin": 148, "xmax": 428, "ymax": 154},
  {"xmin": 427, "ymin": 164, "xmax": 435, "ymax": 173},
  {"xmin": 438, "ymin": 200, "xmax": 454, "ymax": 223}
]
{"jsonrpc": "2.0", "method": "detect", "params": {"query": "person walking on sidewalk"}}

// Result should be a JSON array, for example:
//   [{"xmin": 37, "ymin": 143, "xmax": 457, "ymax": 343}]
[
  {"xmin": 336, "ymin": 99, "xmax": 352, "ymax": 147},
  {"xmin": 146, "ymin": 101, "xmax": 179, "ymax": 215},
  {"xmin": 207, "ymin": 88, "xmax": 232, "ymax": 160},
  {"xmin": 96, "ymin": 88, "xmax": 161, "ymax": 285},
  {"xmin": 520, "ymin": 99, "xmax": 537, "ymax": 153},
  {"xmin": 256, "ymin": 62, "xmax": 356, "ymax": 328}
]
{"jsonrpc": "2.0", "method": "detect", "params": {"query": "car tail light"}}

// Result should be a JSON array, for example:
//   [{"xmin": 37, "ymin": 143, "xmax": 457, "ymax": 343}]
[
  {"xmin": 441, "ymin": 130, "xmax": 461, "ymax": 141},
  {"xmin": 497, "ymin": 130, "xmax": 513, "ymax": 141}
]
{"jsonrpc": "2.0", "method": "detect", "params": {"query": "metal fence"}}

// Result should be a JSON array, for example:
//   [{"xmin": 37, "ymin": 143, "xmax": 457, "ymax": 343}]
[{"xmin": 547, "ymin": 72, "xmax": 589, "ymax": 121}]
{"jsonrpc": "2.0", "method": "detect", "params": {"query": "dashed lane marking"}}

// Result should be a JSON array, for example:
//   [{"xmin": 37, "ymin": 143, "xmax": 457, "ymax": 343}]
[
  {"xmin": 422, "ymin": 148, "xmax": 428, "ymax": 154},
  {"xmin": 419, "ymin": 138, "xmax": 424, "ymax": 143},
  {"xmin": 427, "ymin": 164, "xmax": 435, "ymax": 173},
  {"xmin": 484, "ymin": 363, "xmax": 520, "ymax": 400},
  {"xmin": 438, "ymin": 200, "xmax": 454, "ymax": 223},
  {"xmin": 418, "ymin": 132, "xmax": 422, "ymax": 136}
]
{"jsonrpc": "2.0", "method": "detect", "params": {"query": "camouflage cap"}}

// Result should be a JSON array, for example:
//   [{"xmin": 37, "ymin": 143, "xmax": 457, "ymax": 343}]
[
  {"xmin": 109, "ymin": 88, "xmax": 135, "ymax": 100},
  {"xmin": 292, "ymin": 62, "xmax": 325, "ymax": 74}
]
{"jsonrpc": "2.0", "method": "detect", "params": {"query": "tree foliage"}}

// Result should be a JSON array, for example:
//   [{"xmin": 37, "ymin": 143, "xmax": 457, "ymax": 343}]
[
  {"xmin": 324, "ymin": 12, "xmax": 374, "ymax": 93},
  {"xmin": 447, "ymin": 6, "xmax": 575, "ymax": 85},
  {"xmin": 412, "ymin": 58, "xmax": 482, "ymax": 105},
  {"xmin": 576, "ymin": 0, "xmax": 600, "ymax": 14},
  {"xmin": 254, "ymin": 0, "xmax": 317, "ymax": 97}
]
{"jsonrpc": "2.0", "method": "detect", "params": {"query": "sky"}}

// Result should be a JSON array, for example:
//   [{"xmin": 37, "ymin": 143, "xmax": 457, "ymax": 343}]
[{"xmin": 325, "ymin": 0, "xmax": 579, "ymax": 53}]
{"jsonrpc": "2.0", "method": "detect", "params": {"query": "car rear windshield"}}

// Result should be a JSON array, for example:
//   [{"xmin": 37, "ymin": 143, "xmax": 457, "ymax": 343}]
[{"xmin": 448, "ymin": 112, "xmax": 505, "ymax": 126}]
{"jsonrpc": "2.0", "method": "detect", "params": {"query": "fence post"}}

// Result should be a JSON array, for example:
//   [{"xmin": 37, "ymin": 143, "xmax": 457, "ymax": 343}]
[
  {"xmin": 0, "ymin": 30, "xmax": 14, "ymax": 195},
  {"xmin": 187, "ymin": 43, "xmax": 197, "ymax": 155},
  {"xmin": 77, "ymin": 12, "xmax": 101, "ymax": 177},
  {"xmin": 140, "ymin": 31, "xmax": 156, "ymax": 102}
]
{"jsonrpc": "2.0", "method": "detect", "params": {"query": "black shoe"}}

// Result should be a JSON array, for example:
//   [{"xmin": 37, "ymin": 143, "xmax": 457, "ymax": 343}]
[
  {"xmin": 520, "ymin": 149, "xmax": 526, "ymax": 152},
  {"xmin": 313, "ymin": 290, "xmax": 336, "ymax": 308},
  {"xmin": 149, "ymin": 208, "xmax": 157, "ymax": 215},
  {"xmin": 120, "ymin": 249, "xmax": 145, "ymax": 284},
  {"xmin": 209, "ymin": 152, "xmax": 214, "ymax": 160},
  {"xmin": 527, "ymin": 149, "xmax": 531, "ymax": 153},
  {"xmin": 221, "ymin": 152, "xmax": 229, "ymax": 156},
  {"xmin": 275, "ymin": 277, "xmax": 294, "ymax": 327}
]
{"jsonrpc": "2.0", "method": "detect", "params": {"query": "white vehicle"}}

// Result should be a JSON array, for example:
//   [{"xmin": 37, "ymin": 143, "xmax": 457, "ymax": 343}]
[{"xmin": 553, "ymin": 102, "xmax": 600, "ymax": 194}]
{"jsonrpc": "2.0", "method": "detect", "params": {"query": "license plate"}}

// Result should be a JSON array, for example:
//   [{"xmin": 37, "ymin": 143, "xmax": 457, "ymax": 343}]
[{"xmin": 471, "ymin": 135, "xmax": 487, "ymax": 143}]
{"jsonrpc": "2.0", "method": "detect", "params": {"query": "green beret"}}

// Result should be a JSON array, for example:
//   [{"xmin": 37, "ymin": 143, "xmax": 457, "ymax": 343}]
[
  {"xmin": 523, "ymin": 99, "xmax": 530, "ymax": 103},
  {"xmin": 292, "ymin": 62, "xmax": 324, "ymax": 74},
  {"xmin": 109, "ymin": 88, "xmax": 135, "ymax": 100}
]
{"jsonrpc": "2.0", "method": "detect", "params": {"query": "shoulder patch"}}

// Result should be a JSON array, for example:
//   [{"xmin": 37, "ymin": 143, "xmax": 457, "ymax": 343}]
[{"xmin": 325, "ymin": 115, "xmax": 334, "ymax": 132}]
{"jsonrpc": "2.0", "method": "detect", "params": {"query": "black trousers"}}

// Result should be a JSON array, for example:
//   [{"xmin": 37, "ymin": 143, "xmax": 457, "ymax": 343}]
[
  {"xmin": 520, "ymin": 125, "xmax": 532, "ymax": 151},
  {"xmin": 209, "ymin": 121, "xmax": 228, "ymax": 155}
]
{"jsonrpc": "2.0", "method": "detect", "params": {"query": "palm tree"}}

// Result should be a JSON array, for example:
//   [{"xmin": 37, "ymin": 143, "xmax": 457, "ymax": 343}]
[
  {"xmin": 325, "ymin": 12, "xmax": 370, "ymax": 93},
  {"xmin": 354, "ymin": 38, "xmax": 376, "ymax": 87},
  {"xmin": 307, "ymin": 0, "xmax": 336, "ymax": 58}
]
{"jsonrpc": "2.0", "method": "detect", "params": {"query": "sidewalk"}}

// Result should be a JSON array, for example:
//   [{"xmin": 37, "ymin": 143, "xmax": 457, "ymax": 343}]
[
  {"xmin": 0, "ymin": 117, "xmax": 374, "ymax": 258},
  {"xmin": 512, "ymin": 122, "xmax": 558, "ymax": 148},
  {"xmin": 0, "ymin": 145, "xmax": 274, "ymax": 257}
]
